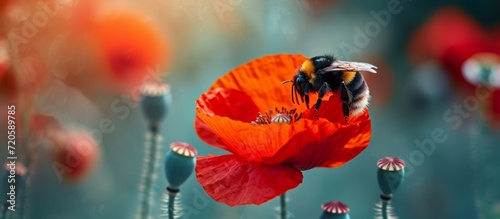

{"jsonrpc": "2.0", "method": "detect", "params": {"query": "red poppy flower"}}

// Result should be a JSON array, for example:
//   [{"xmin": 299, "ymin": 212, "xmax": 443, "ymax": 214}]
[{"xmin": 194, "ymin": 54, "xmax": 372, "ymax": 206}]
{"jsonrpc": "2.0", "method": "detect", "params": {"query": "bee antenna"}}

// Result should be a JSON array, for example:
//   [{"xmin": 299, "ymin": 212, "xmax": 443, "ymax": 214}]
[{"xmin": 281, "ymin": 80, "xmax": 293, "ymax": 84}]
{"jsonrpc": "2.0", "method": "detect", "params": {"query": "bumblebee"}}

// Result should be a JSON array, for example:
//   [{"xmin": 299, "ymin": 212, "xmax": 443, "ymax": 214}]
[{"xmin": 282, "ymin": 55, "xmax": 377, "ymax": 123}]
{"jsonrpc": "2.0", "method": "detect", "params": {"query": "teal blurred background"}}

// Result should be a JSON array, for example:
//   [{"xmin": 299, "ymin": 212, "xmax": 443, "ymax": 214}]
[{"xmin": 1, "ymin": 0, "xmax": 500, "ymax": 218}]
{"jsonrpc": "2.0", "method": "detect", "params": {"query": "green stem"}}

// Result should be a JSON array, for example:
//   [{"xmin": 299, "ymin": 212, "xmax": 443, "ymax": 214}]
[
  {"xmin": 168, "ymin": 191, "xmax": 176, "ymax": 219},
  {"xmin": 1, "ymin": 204, "xmax": 7, "ymax": 219},
  {"xmin": 19, "ymin": 111, "xmax": 31, "ymax": 219},
  {"xmin": 139, "ymin": 126, "xmax": 159, "ymax": 219},
  {"xmin": 19, "ymin": 182, "xmax": 26, "ymax": 219},
  {"xmin": 381, "ymin": 200, "xmax": 389, "ymax": 219},
  {"xmin": 280, "ymin": 193, "xmax": 287, "ymax": 219}
]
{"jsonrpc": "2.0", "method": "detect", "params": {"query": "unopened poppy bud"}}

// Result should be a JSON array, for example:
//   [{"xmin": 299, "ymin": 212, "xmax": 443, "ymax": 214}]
[
  {"xmin": 140, "ymin": 82, "xmax": 171, "ymax": 127},
  {"xmin": 164, "ymin": 142, "xmax": 197, "ymax": 190},
  {"xmin": 320, "ymin": 201, "xmax": 350, "ymax": 219},
  {"xmin": 377, "ymin": 157, "xmax": 405, "ymax": 195}
]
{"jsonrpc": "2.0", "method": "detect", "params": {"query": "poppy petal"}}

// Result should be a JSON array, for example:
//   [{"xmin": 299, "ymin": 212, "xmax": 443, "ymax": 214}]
[
  {"xmin": 208, "ymin": 54, "xmax": 309, "ymax": 112},
  {"xmin": 302, "ymin": 94, "xmax": 371, "ymax": 125},
  {"xmin": 196, "ymin": 154, "xmax": 303, "ymax": 206},
  {"xmin": 194, "ymin": 117, "xmax": 229, "ymax": 151},
  {"xmin": 302, "ymin": 94, "xmax": 344, "ymax": 122},
  {"xmin": 196, "ymin": 87, "xmax": 260, "ymax": 122},
  {"xmin": 197, "ymin": 108, "xmax": 346, "ymax": 163},
  {"xmin": 196, "ymin": 110, "xmax": 301, "ymax": 162},
  {"xmin": 319, "ymin": 115, "xmax": 372, "ymax": 167},
  {"xmin": 262, "ymin": 114, "xmax": 370, "ymax": 170},
  {"xmin": 196, "ymin": 94, "xmax": 371, "ymax": 165},
  {"xmin": 272, "ymin": 122, "xmax": 357, "ymax": 170},
  {"xmin": 282, "ymin": 95, "xmax": 371, "ymax": 168}
]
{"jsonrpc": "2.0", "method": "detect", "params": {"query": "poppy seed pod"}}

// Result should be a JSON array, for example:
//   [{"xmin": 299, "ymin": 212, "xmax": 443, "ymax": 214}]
[
  {"xmin": 377, "ymin": 157, "xmax": 405, "ymax": 195},
  {"xmin": 140, "ymin": 82, "xmax": 171, "ymax": 127},
  {"xmin": 462, "ymin": 53, "xmax": 500, "ymax": 88},
  {"xmin": 320, "ymin": 201, "xmax": 351, "ymax": 219},
  {"xmin": 164, "ymin": 142, "xmax": 197, "ymax": 190}
]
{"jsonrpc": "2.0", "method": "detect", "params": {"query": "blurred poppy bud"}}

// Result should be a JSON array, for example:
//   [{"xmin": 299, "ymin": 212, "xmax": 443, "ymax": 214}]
[
  {"xmin": 320, "ymin": 201, "xmax": 350, "ymax": 219},
  {"xmin": 140, "ymin": 82, "xmax": 171, "ymax": 128},
  {"xmin": 164, "ymin": 142, "xmax": 197, "ymax": 191},
  {"xmin": 377, "ymin": 157, "xmax": 405, "ymax": 195}
]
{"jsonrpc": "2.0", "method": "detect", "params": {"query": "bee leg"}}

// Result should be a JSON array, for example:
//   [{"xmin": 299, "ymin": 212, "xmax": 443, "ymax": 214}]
[
  {"xmin": 314, "ymin": 82, "xmax": 329, "ymax": 119},
  {"xmin": 304, "ymin": 83, "xmax": 310, "ymax": 109},
  {"xmin": 341, "ymin": 82, "xmax": 351, "ymax": 124},
  {"xmin": 291, "ymin": 84, "xmax": 296, "ymax": 104},
  {"xmin": 342, "ymin": 103, "xmax": 349, "ymax": 124}
]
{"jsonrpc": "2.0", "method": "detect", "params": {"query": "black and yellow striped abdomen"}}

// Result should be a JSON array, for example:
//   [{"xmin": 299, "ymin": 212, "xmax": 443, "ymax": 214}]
[{"xmin": 345, "ymin": 72, "xmax": 370, "ymax": 115}]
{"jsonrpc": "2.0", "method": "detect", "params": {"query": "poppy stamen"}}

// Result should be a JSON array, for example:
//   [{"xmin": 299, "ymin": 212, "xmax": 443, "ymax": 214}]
[{"xmin": 251, "ymin": 107, "xmax": 302, "ymax": 125}]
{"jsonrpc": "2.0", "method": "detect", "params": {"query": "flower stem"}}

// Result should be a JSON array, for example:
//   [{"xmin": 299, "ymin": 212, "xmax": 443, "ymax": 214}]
[
  {"xmin": 168, "ymin": 191, "xmax": 176, "ymax": 219},
  {"xmin": 1, "ymin": 204, "xmax": 7, "ymax": 219},
  {"xmin": 139, "ymin": 125, "xmax": 160, "ymax": 219},
  {"xmin": 160, "ymin": 188, "xmax": 181, "ymax": 219},
  {"xmin": 19, "ymin": 112, "xmax": 31, "ymax": 219},
  {"xmin": 280, "ymin": 193, "xmax": 287, "ymax": 219},
  {"xmin": 381, "ymin": 200, "xmax": 389, "ymax": 219}
]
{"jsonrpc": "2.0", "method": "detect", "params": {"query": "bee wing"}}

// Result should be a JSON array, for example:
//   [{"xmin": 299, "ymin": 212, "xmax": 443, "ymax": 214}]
[{"xmin": 322, "ymin": 61, "xmax": 378, "ymax": 73}]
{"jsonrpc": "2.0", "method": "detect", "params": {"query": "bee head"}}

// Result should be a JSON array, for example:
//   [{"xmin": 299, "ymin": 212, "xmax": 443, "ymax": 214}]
[
  {"xmin": 293, "ymin": 72, "xmax": 307, "ymax": 96},
  {"xmin": 282, "ymin": 71, "xmax": 307, "ymax": 105}
]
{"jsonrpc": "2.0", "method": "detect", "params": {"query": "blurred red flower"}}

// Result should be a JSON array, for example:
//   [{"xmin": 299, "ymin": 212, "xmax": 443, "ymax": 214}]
[
  {"xmin": 0, "ymin": 55, "xmax": 47, "ymax": 104},
  {"xmin": 408, "ymin": 7, "xmax": 500, "ymax": 90},
  {"xmin": 88, "ymin": 9, "xmax": 170, "ymax": 91},
  {"xmin": 488, "ymin": 90, "xmax": 500, "ymax": 129},
  {"xmin": 0, "ymin": 40, "xmax": 7, "ymax": 81},
  {"xmin": 0, "ymin": 0, "xmax": 12, "ymax": 14},
  {"xmin": 303, "ymin": 0, "xmax": 339, "ymax": 14},
  {"xmin": 30, "ymin": 113, "xmax": 62, "ymax": 138},
  {"xmin": 358, "ymin": 55, "xmax": 394, "ymax": 108},
  {"xmin": 49, "ymin": 129, "xmax": 100, "ymax": 182},
  {"xmin": 408, "ymin": 7, "xmax": 500, "ymax": 128},
  {"xmin": 194, "ymin": 54, "xmax": 372, "ymax": 206}
]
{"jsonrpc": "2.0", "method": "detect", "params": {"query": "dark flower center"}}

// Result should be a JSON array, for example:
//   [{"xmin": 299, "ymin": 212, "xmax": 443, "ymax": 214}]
[{"xmin": 251, "ymin": 107, "xmax": 302, "ymax": 125}]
